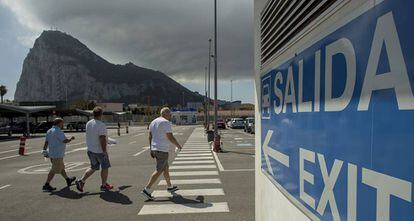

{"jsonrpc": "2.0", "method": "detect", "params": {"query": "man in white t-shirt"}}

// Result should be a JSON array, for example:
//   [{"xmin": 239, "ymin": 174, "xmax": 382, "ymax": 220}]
[
  {"xmin": 141, "ymin": 107, "xmax": 182, "ymax": 200},
  {"xmin": 75, "ymin": 106, "xmax": 114, "ymax": 192}
]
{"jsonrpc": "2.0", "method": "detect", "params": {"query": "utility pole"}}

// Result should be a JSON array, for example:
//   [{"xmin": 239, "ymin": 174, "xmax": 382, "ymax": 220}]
[
  {"xmin": 230, "ymin": 80, "xmax": 233, "ymax": 118},
  {"xmin": 204, "ymin": 67, "xmax": 208, "ymax": 128},
  {"xmin": 208, "ymin": 38, "xmax": 212, "ymax": 129},
  {"xmin": 213, "ymin": 0, "xmax": 221, "ymax": 151}
]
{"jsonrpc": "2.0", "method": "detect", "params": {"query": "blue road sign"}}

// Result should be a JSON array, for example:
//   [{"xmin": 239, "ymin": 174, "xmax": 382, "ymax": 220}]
[{"xmin": 260, "ymin": 1, "xmax": 414, "ymax": 220}]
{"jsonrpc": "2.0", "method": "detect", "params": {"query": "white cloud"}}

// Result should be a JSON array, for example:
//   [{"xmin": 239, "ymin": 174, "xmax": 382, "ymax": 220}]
[{"xmin": 1, "ymin": 0, "xmax": 254, "ymax": 81}]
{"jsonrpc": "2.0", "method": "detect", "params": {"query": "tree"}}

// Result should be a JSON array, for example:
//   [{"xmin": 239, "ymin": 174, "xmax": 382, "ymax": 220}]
[{"xmin": 0, "ymin": 85, "xmax": 7, "ymax": 104}]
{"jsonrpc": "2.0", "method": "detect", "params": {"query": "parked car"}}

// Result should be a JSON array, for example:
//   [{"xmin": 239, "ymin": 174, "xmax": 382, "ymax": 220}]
[
  {"xmin": 35, "ymin": 121, "xmax": 54, "ymax": 133},
  {"xmin": 244, "ymin": 117, "xmax": 255, "ymax": 133},
  {"xmin": 9, "ymin": 122, "xmax": 36, "ymax": 134},
  {"xmin": 67, "ymin": 121, "xmax": 86, "ymax": 131},
  {"xmin": 230, "ymin": 118, "xmax": 244, "ymax": 129},
  {"xmin": 217, "ymin": 119, "xmax": 226, "ymax": 129},
  {"xmin": 0, "ymin": 124, "xmax": 12, "ymax": 136}
]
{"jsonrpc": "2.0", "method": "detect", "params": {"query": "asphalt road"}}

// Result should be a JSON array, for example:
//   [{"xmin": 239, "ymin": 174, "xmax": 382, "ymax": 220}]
[{"xmin": 0, "ymin": 125, "xmax": 254, "ymax": 221}]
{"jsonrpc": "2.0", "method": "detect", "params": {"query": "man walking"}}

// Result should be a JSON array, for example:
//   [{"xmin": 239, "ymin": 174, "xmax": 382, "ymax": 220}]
[
  {"xmin": 75, "ymin": 107, "xmax": 114, "ymax": 192},
  {"xmin": 141, "ymin": 107, "xmax": 182, "ymax": 200},
  {"xmin": 41, "ymin": 118, "xmax": 76, "ymax": 192}
]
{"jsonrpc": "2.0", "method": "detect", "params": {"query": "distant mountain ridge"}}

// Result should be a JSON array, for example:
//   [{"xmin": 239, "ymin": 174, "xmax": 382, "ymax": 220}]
[{"xmin": 14, "ymin": 30, "xmax": 203, "ymax": 105}]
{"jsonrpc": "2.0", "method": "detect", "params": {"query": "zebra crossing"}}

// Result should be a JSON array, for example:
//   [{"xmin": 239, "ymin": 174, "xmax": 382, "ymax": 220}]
[{"xmin": 138, "ymin": 127, "xmax": 230, "ymax": 216}]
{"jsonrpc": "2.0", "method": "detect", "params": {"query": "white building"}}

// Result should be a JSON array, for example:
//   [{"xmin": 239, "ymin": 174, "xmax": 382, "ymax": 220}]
[{"xmin": 171, "ymin": 109, "xmax": 197, "ymax": 125}]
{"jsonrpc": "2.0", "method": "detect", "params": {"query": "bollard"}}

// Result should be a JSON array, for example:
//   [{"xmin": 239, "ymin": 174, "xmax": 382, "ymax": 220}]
[
  {"xmin": 126, "ymin": 125, "xmax": 129, "ymax": 134},
  {"xmin": 213, "ymin": 134, "xmax": 222, "ymax": 153},
  {"xmin": 18, "ymin": 135, "xmax": 27, "ymax": 156},
  {"xmin": 117, "ymin": 127, "xmax": 121, "ymax": 136}
]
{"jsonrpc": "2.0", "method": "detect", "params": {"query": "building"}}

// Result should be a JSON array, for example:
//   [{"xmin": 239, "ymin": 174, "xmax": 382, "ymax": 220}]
[{"xmin": 171, "ymin": 108, "xmax": 197, "ymax": 125}]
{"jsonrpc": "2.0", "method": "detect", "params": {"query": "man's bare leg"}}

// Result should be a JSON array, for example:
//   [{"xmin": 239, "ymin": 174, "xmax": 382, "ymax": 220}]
[
  {"xmin": 60, "ymin": 169, "xmax": 69, "ymax": 179},
  {"xmin": 46, "ymin": 171, "xmax": 55, "ymax": 184},
  {"xmin": 145, "ymin": 170, "xmax": 163, "ymax": 189},
  {"xmin": 101, "ymin": 168, "xmax": 108, "ymax": 185},
  {"xmin": 81, "ymin": 168, "xmax": 95, "ymax": 182},
  {"xmin": 163, "ymin": 166, "xmax": 172, "ymax": 187}
]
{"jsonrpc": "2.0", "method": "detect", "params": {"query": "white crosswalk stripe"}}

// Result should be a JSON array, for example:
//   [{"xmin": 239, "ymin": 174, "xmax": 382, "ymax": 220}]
[
  {"xmin": 138, "ymin": 202, "xmax": 229, "ymax": 215},
  {"xmin": 170, "ymin": 171, "xmax": 218, "ymax": 176},
  {"xmin": 169, "ymin": 165, "xmax": 217, "ymax": 170},
  {"xmin": 158, "ymin": 178, "xmax": 221, "ymax": 185},
  {"xmin": 172, "ymin": 160, "xmax": 215, "ymax": 164},
  {"xmin": 138, "ymin": 127, "xmax": 229, "ymax": 216},
  {"xmin": 175, "ymin": 156, "xmax": 214, "ymax": 160},
  {"xmin": 177, "ymin": 153, "xmax": 212, "ymax": 157},
  {"xmin": 152, "ymin": 188, "xmax": 224, "ymax": 197}
]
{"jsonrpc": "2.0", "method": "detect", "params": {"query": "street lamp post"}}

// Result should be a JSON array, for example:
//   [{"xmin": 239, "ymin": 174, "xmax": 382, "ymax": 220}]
[
  {"xmin": 204, "ymin": 67, "xmax": 208, "ymax": 128},
  {"xmin": 230, "ymin": 80, "xmax": 233, "ymax": 118},
  {"xmin": 213, "ymin": 0, "xmax": 221, "ymax": 152},
  {"xmin": 208, "ymin": 38, "xmax": 212, "ymax": 129}
]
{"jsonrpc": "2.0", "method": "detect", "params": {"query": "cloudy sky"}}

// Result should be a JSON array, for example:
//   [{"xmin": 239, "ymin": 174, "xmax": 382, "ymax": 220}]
[{"xmin": 0, "ymin": 0, "xmax": 254, "ymax": 103}]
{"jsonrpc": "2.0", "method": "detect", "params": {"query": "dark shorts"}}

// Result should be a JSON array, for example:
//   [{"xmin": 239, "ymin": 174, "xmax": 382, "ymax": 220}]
[
  {"xmin": 87, "ymin": 151, "xmax": 111, "ymax": 170},
  {"xmin": 153, "ymin": 151, "xmax": 169, "ymax": 172}
]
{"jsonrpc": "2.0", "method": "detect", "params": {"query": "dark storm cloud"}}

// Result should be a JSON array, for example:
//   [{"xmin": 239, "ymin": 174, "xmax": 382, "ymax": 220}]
[{"xmin": 2, "ymin": 0, "xmax": 253, "ymax": 83}]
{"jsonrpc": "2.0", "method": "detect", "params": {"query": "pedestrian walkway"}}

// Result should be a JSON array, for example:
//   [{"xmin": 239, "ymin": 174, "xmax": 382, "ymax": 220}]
[{"xmin": 138, "ymin": 127, "xmax": 229, "ymax": 216}]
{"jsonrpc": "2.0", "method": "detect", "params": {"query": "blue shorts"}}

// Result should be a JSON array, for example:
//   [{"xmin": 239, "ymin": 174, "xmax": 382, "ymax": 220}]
[{"xmin": 87, "ymin": 151, "xmax": 111, "ymax": 170}]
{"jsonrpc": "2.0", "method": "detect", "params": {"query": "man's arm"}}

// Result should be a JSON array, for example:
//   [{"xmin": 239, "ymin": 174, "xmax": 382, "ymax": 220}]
[
  {"xmin": 149, "ymin": 132, "xmax": 152, "ymax": 148},
  {"xmin": 166, "ymin": 133, "xmax": 182, "ymax": 149},
  {"xmin": 63, "ymin": 136, "xmax": 75, "ymax": 143},
  {"xmin": 100, "ymin": 135, "xmax": 107, "ymax": 153},
  {"xmin": 43, "ymin": 141, "xmax": 48, "ymax": 151}
]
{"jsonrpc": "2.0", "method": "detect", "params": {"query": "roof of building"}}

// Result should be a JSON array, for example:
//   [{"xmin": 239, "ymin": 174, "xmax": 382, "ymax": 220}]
[{"xmin": 0, "ymin": 104, "xmax": 56, "ymax": 115}]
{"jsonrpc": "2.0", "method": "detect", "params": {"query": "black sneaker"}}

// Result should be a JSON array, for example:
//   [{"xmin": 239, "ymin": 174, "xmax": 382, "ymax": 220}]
[
  {"xmin": 167, "ymin": 185, "xmax": 179, "ymax": 193},
  {"xmin": 42, "ymin": 184, "xmax": 56, "ymax": 192},
  {"xmin": 141, "ymin": 188, "xmax": 154, "ymax": 201},
  {"xmin": 75, "ymin": 180, "xmax": 85, "ymax": 192},
  {"xmin": 66, "ymin": 177, "xmax": 76, "ymax": 187}
]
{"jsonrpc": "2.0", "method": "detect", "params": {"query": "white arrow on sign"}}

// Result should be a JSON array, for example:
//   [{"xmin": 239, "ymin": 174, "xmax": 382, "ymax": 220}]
[{"xmin": 263, "ymin": 130, "xmax": 290, "ymax": 176}]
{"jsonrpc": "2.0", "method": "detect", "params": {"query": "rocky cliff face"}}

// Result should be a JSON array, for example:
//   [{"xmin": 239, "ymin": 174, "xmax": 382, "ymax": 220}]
[{"xmin": 14, "ymin": 30, "xmax": 203, "ymax": 105}]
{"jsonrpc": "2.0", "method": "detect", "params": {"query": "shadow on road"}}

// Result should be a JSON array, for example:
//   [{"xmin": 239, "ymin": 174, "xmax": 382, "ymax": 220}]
[
  {"xmin": 50, "ymin": 185, "xmax": 133, "ymax": 205},
  {"xmin": 153, "ymin": 195, "xmax": 213, "ymax": 208}
]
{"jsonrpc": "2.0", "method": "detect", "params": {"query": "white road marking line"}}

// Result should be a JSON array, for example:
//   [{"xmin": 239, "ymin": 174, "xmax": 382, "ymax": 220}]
[
  {"xmin": 133, "ymin": 147, "xmax": 150, "ymax": 156},
  {"xmin": 236, "ymin": 143, "xmax": 253, "ymax": 147},
  {"xmin": 0, "ymin": 149, "xmax": 43, "ymax": 161},
  {"xmin": 169, "ymin": 171, "xmax": 218, "ymax": 176},
  {"xmin": 158, "ymin": 178, "xmax": 221, "ymax": 185},
  {"xmin": 0, "ymin": 148, "xmax": 30, "ymax": 155},
  {"xmin": 65, "ymin": 147, "xmax": 87, "ymax": 154},
  {"xmin": 177, "ymin": 153, "xmax": 212, "ymax": 157},
  {"xmin": 133, "ymin": 133, "xmax": 145, "ymax": 137},
  {"xmin": 170, "ymin": 165, "xmax": 217, "ymax": 170},
  {"xmin": 0, "ymin": 184, "xmax": 11, "ymax": 190},
  {"xmin": 172, "ymin": 160, "xmax": 215, "ymax": 165},
  {"xmin": 179, "ymin": 150, "xmax": 211, "ymax": 154},
  {"xmin": 68, "ymin": 142, "xmax": 85, "ymax": 147},
  {"xmin": 212, "ymin": 151, "xmax": 224, "ymax": 172},
  {"xmin": 129, "ymin": 141, "xmax": 137, "ymax": 145},
  {"xmin": 234, "ymin": 138, "xmax": 243, "ymax": 140},
  {"xmin": 152, "ymin": 188, "xmax": 224, "ymax": 198},
  {"xmin": 138, "ymin": 202, "xmax": 229, "ymax": 215},
  {"xmin": 222, "ymin": 169, "xmax": 255, "ymax": 172},
  {"xmin": 175, "ymin": 156, "xmax": 214, "ymax": 160}
]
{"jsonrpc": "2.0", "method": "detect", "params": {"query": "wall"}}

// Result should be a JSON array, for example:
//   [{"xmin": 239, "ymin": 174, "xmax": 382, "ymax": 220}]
[{"xmin": 254, "ymin": 0, "xmax": 376, "ymax": 220}]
